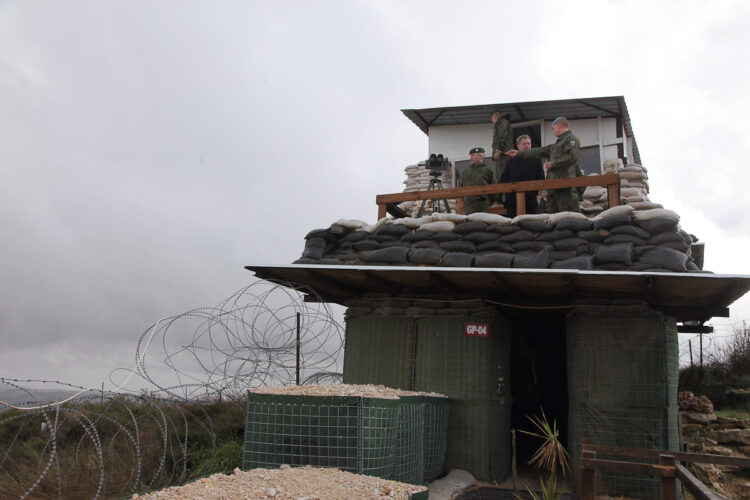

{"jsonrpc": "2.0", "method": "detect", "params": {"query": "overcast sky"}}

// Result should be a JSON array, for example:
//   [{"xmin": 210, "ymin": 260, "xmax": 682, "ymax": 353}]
[{"xmin": 1, "ymin": 0, "xmax": 749, "ymax": 389}]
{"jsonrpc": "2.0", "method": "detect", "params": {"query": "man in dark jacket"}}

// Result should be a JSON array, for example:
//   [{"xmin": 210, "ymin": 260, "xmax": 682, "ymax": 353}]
[
  {"xmin": 500, "ymin": 134, "xmax": 545, "ymax": 217},
  {"xmin": 506, "ymin": 117, "xmax": 582, "ymax": 213}
]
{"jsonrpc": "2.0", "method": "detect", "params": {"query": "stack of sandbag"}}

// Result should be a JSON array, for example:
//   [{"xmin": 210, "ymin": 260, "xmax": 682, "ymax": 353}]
[
  {"xmin": 294, "ymin": 207, "xmax": 704, "ymax": 273},
  {"xmin": 581, "ymin": 159, "xmax": 661, "ymax": 215},
  {"xmin": 397, "ymin": 162, "xmax": 456, "ymax": 217}
]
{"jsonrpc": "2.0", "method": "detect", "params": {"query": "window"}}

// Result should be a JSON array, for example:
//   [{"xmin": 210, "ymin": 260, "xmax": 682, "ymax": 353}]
[{"xmin": 579, "ymin": 146, "xmax": 601, "ymax": 175}]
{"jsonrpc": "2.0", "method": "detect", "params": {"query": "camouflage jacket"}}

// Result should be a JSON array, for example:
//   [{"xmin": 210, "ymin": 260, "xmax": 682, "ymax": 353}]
[
  {"xmin": 520, "ymin": 129, "xmax": 581, "ymax": 180},
  {"xmin": 492, "ymin": 118, "xmax": 514, "ymax": 156},
  {"xmin": 461, "ymin": 161, "xmax": 495, "ymax": 193}
]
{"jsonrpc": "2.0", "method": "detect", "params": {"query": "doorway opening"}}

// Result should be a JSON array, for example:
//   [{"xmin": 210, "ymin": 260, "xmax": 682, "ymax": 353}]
[{"xmin": 509, "ymin": 309, "xmax": 569, "ymax": 467}]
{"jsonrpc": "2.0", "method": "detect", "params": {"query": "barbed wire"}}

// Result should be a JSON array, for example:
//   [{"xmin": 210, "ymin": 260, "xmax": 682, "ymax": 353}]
[{"xmin": 0, "ymin": 280, "xmax": 345, "ymax": 498}]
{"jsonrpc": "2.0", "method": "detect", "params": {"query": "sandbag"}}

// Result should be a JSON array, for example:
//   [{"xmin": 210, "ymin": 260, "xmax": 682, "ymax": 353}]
[
  {"xmin": 604, "ymin": 234, "xmax": 647, "ymax": 246},
  {"xmin": 305, "ymin": 228, "xmax": 330, "ymax": 240},
  {"xmin": 658, "ymin": 241, "xmax": 691, "ymax": 253},
  {"xmin": 432, "ymin": 231, "xmax": 459, "ymax": 242},
  {"xmin": 577, "ymin": 230, "xmax": 607, "ymax": 243},
  {"xmin": 408, "ymin": 248, "xmax": 446, "ymax": 265},
  {"xmin": 633, "ymin": 208, "xmax": 679, "ymax": 222},
  {"xmin": 412, "ymin": 240, "xmax": 441, "ymax": 249},
  {"xmin": 512, "ymin": 247, "xmax": 550, "ymax": 269},
  {"xmin": 548, "ymin": 211, "xmax": 589, "ymax": 224},
  {"xmin": 361, "ymin": 246, "xmax": 409, "ymax": 265},
  {"xmin": 477, "ymin": 241, "xmax": 515, "ymax": 253},
  {"xmin": 462, "ymin": 231, "xmax": 499, "ymax": 244},
  {"xmin": 317, "ymin": 257, "xmax": 343, "ymax": 265},
  {"xmin": 594, "ymin": 243, "xmax": 634, "ymax": 266},
  {"xmin": 648, "ymin": 232, "xmax": 685, "ymax": 245},
  {"xmin": 352, "ymin": 239, "xmax": 381, "ymax": 251},
  {"xmin": 401, "ymin": 229, "xmax": 433, "ymax": 242},
  {"xmin": 553, "ymin": 237, "xmax": 589, "ymax": 251},
  {"xmin": 520, "ymin": 220, "xmax": 553, "ymax": 232},
  {"xmin": 637, "ymin": 247, "xmax": 688, "ymax": 272},
  {"xmin": 538, "ymin": 229, "xmax": 575, "ymax": 242},
  {"xmin": 467, "ymin": 212, "xmax": 512, "ymax": 225},
  {"xmin": 421, "ymin": 221, "xmax": 455, "ymax": 233},
  {"xmin": 610, "ymin": 225, "xmax": 650, "ymax": 239},
  {"xmin": 329, "ymin": 224, "xmax": 352, "ymax": 239},
  {"xmin": 499, "ymin": 229, "xmax": 537, "ymax": 243},
  {"xmin": 551, "ymin": 255, "xmax": 594, "ymax": 270},
  {"xmin": 583, "ymin": 186, "xmax": 606, "ymax": 200},
  {"xmin": 392, "ymin": 217, "xmax": 423, "ymax": 229},
  {"xmin": 513, "ymin": 241, "xmax": 553, "ymax": 252},
  {"xmin": 433, "ymin": 212, "xmax": 468, "ymax": 223},
  {"xmin": 440, "ymin": 240, "xmax": 477, "ymax": 253},
  {"xmin": 439, "ymin": 252, "xmax": 475, "ymax": 267},
  {"xmin": 333, "ymin": 218, "xmax": 368, "ymax": 230},
  {"xmin": 302, "ymin": 237, "xmax": 328, "ymax": 259},
  {"xmin": 380, "ymin": 241, "xmax": 412, "ymax": 248},
  {"xmin": 487, "ymin": 224, "xmax": 520, "ymax": 235},
  {"xmin": 595, "ymin": 205, "xmax": 635, "ymax": 218},
  {"xmin": 628, "ymin": 202, "xmax": 663, "ymax": 210},
  {"xmin": 475, "ymin": 252, "xmax": 515, "ymax": 268},
  {"xmin": 372, "ymin": 234, "xmax": 399, "ymax": 243},
  {"xmin": 556, "ymin": 219, "xmax": 593, "ymax": 232},
  {"xmin": 593, "ymin": 214, "xmax": 634, "ymax": 230},
  {"xmin": 454, "ymin": 221, "xmax": 489, "ymax": 234},
  {"xmin": 293, "ymin": 257, "xmax": 319, "ymax": 264},
  {"xmin": 376, "ymin": 223, "xmax": 411, "ymax": 237},
  {"xmin": 636, "ymin": 217, "xmax": 679, "ymax": 234},
  {"xmin": 340, "ymin": 231, "xmax": 370, "ymax": 243},
  {"xmin": 362, "ymin": 217, "xmax": 388, "ymax": 233},
  {"xmin": 550, "ymin": 250, "xmax": 577, "ymax": 261}
]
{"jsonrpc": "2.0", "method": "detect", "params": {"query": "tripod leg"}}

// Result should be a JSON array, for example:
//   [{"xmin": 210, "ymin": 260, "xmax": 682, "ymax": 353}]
[{"xmin": 417, "ymin": 178, "xmax": 437, "ymax": 217}]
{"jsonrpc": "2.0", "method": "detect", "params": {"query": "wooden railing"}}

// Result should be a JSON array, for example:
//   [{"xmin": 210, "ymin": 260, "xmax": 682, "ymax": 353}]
[
  {"xmin": 580, "ymin": 441, "xmax": 750, "ymax": 500},
  {"xmin": 375, "ymin": 173, "xmax": 621, "ymax": 219}
]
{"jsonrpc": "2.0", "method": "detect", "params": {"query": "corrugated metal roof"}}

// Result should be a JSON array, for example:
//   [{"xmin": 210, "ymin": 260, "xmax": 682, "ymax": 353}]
[
  {"xmin": 402, "ymin": 96, "xmax": 641, "ymax": 164},
  {"xmin": 246, "ymin": 264, "xmax": 750, "ymax": 323}
]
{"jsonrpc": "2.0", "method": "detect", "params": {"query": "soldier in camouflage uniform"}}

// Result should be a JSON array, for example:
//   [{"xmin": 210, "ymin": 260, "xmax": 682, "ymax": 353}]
[
  {"xmin": 461, "ymin": 147, "xmax": 495, "ymax": 215},
  {"xmin": 491, "ymin": 110, "xmax": 514, "ymax": 181},
  {"xmin": 506, "ymin": 117, "xmax": 581, "ymax": 213}
]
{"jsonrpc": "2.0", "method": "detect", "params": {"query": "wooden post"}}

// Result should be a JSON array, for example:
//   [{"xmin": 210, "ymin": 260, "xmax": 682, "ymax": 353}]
[
  {"xmin": 377, "ymin": 204, "xmax": 386, "ymax": 220},
  {"xmin": 455, "ymin": 197, "xmax": 464, "ymax": 215},
  {"xmin": 607, "ymin": 182, "xmax": 620, "ymax": 208},
  {"xmin": 581, "ymin": 449, "xmax": 596, "ymax": 500},
  {"xmin": 659, "ymin": 454, "xmax": 676, "ymax": 500},
  {"xmin": 516, "ymin": 192, "xmax": 526, "ymax": 215}
]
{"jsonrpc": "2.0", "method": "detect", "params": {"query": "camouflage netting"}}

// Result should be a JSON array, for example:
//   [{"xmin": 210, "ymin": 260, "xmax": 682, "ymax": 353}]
[
  {"xmin": 295, "ymin": 206, "xmax": 705, "ymax": 273},
  {"xmin": 566, "ymin": 306, "xmax": 679, "ymax": 499}
]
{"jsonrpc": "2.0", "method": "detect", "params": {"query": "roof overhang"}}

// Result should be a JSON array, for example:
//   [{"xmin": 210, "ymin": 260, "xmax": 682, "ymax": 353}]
[
  {"xmin": 246, "ymin": 264, "xmax": 750, "ymax": 324},
  {"xmin": 402, "ymin": 96, "xmax": 640, "ymax": 163}
]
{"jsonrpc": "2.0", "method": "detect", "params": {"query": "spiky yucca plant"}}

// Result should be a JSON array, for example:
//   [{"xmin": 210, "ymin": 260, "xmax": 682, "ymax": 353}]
[{"xmin": 518, "ymin": 408, "xmax": 570, "ymax": 478}]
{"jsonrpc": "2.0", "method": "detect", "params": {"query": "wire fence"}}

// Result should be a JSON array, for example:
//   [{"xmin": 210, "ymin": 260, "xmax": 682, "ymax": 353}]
[{"xmin": 0, "ymin": 281, "xmax": 344, "ymax": 499}]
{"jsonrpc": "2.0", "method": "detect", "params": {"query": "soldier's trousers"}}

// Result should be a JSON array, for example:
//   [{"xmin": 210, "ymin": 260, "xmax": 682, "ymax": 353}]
[
  {"xmin": 547, "ymin": 188, "xmax": 580, "ymax": 213},
  {"xmin": 464, "ymin": 197, "xmax": 489, "ymax": 215}
]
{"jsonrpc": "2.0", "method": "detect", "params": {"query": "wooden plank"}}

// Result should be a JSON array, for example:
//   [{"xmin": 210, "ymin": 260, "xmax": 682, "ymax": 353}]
[
  {"xmin": 580, "ymin": 450, "xmax": 596, "ymax": 500},
  {"xmin": 607, "ymin": 182, "xmax": 620, "ymax": 208},
  {"xmin": 375, "ymin": 174, "xmax": 621, "ymax": 204},
  {"xmin": 584, "ymin": 444, "xmax": 750, "ymax": 468},
  {"xmin": 455, "ymin": 197, "xmax": 464, "ymax": 214},
  {"xmin": 516, "ymin": 192, "xmax": 526, "ymax": 215},
  {"xmin": 581, "ymin": 457, "xmax": 673, "ymax": 477},
  {"xmin": 377, "ymin": 203, "xmax": 386, "ymax": 220},
  {"xmin": 385, "ymin": 203, "xmax": 407, "ymax": 219},
  {"xmin": 659, "ymin": 455, "xmax": 676, "ymax": 500},
  {"xmin": 675, "ymin": 464, "xmax": 726, "ymax": 500}
]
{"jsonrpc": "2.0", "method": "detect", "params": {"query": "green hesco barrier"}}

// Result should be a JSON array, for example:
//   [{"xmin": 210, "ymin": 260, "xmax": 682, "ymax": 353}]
[
  {"xmin": 343, "ymin": 316, "xmax": 414, "ymax": 389},
  {"xmin": 566, "ymin": 306, "xmax": 679, "ymax": 500},
  {"xmin": 423, "ymin": 396, "xmax": 450, "ymax": 482},
  {"xmin": 393, "ymin": 396, "xmax": 425, "ymax": 485},
  {"xmin": 243, "ymin": 392, "xmax": 400, "ymax": 478}
]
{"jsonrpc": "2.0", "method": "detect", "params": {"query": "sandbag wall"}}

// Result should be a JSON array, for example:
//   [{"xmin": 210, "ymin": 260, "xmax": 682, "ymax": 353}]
[
  {"xmin": 343, "ymin": 305, "xmax": 512, "ymax": 482},
  {"xmin": 581, "ymin": 160, "xmax": 660, "ymax": 216},
  {"xmin": 296, "ymin": 207, "xmax": 703, "ymax": 273},
  {"xmin": 566, "ymin": 306, "xmax": 679, "ymax": 499}
]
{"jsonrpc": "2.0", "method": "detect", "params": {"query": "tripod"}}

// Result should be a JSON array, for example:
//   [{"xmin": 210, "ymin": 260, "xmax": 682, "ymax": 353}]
[{"xmin": 417, "ymin": 171, "xmax": 452, "ymax": 217}]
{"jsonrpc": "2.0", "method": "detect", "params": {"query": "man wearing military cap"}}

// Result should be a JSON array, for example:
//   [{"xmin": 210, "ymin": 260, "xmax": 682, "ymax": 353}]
[
  {"xmin": 506, "ymin": 117, "xmax": 583, "ymax": 213},
  {"xmin": 461, "ymin": 146, "xmax": 495, "ymax": 215},
  {"xmin": 491, "ymin": 110, "xmax": 514, "ymax": 180}
]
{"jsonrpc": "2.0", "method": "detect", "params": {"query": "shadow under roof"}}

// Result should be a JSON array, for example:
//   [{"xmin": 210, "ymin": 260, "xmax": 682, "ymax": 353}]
[
  {"xmin": 246, "ymin": 264, "xmax": 750, "ymax": 323},
  {"xmin": 402, "ymin": 96, "xmax": 640, "ymax": 164}
]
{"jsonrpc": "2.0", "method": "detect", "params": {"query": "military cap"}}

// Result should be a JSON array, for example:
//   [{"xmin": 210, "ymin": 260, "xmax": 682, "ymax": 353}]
[
  {"xmin": 469, "ymin": 147, "xmax": 485, "ymax": 154},
  {"xmin": 552, "ymin": 116, "xmax": 567, "ymax": 126}
]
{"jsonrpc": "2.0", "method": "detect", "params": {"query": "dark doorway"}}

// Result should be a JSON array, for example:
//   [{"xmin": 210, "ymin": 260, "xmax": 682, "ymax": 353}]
[
  {"xmin": 512, "ymin": 123, "xmax": 542, "ymax": 149},
  {"xmin": 509, "ymin": 310, "xmax": 568, "ymax": 466}
]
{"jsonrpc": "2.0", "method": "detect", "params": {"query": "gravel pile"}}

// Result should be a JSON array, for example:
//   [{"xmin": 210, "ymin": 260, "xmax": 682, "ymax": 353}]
[
  {"xmin": 132, "ymin": 465, "xmax": 428, "ymax": 499},
  {"xmin": 295, "ymin": 207, "xmax": 704, "ymax": 273},
  {"xmin": 253, "ymin": 384, "xmax": 446, "ymax": 399}
]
